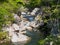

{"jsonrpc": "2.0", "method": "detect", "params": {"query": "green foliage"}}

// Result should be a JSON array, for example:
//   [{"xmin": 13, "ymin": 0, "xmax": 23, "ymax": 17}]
[
  {"xmin": 38, "ymin": 35, "xmax": 60, "ymax": 45},
  {"xmin": 51, "ymin": 8, "xmax": 60, "ymax": 19},
  {"xmin": 0, "ymin": 7, "xmax": 13, "ymax": 30},
  {"xmin": 45, "ymin": 35, "xmax": 60, "ymax": 45},
  {"xmin": 26, "ymin": 0, "xmax": 42, "ymax": 8},
  {"xmin": 29, "ymin": 0, "xmax": 42, "ymax": 7},
  {"xmin": 0, "ymin": 31, "xmax": 8, "ymax": 40},
  {"xmin": 39, "ymin": 39, "xmax": 46, "ymax": 45},
  {"xmin": 0, "ymin": 0, "xmax": 25, "ymax": 30}
]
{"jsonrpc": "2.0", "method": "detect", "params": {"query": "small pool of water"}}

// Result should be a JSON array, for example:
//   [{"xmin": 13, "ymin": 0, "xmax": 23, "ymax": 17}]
[
  {"xmin": 25, "ymin": 30, "xmax": 41, "ymax": 45},
  {"xmin": 22, "ymin": 14, "xmax": 35, "ymax": 21}
]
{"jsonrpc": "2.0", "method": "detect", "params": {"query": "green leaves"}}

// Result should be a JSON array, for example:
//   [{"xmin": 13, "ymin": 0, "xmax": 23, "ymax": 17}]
[
  {"xmin": 0, "ymin": 31, "xmax": 8, "ymax": 40},
  {"xmin": 26, "ymin": 0, "xmax": 42, "ymax": 8},
  {"xmin": 51, "ymin": 7, "xmax": 60, "ymax": 19},
  {"xmin": 0, "ymin": 0, "xmax": 26, "ymax": 31},
  {"xmin": 30, "ymin": 0, "xmax": 42, "ymax": 6}
]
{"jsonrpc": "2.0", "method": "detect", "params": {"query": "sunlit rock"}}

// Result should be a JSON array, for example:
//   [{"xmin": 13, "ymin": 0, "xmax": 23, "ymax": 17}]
[
  {"xmin": 11, "ymin": 32, "xmax": 18, "ymax": 42},
  {"xmin": 21, "ymin": 12, "xmax": 26, "ymax": 15},
  {"xmin": 12, "ymin": 23, "xmax": 20, "ymax": 31},
  {"xmin": 31, "ymin": 8, "xmax": 40, "ymax": 15},
  {"xmin": 11, "ymin": 32, "xmax": 31, "ymax": 45},
  {"xmin": 18, "ymin": 33, "xmax": 31, "ymax": 42}
]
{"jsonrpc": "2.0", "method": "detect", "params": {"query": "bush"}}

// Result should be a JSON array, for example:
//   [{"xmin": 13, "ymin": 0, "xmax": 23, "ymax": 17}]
[
  {"xmin": 0, "ymin": 0, "xmax": 25, "ymax": 31},
  {"xmin": 0, "ymin": 32, "xmax": 8, "ymax": 40}
]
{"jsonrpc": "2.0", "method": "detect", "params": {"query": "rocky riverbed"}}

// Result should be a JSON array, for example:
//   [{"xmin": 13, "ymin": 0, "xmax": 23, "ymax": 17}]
[{"xmin": 2, "ymin": 8, "xmax": 44, "ymax": 45}]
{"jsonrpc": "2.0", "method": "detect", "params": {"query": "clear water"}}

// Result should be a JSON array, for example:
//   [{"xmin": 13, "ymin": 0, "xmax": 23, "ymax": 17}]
[{"xmin": 25, "ymin": 30, "xmax": 40, "ymax": 45}]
